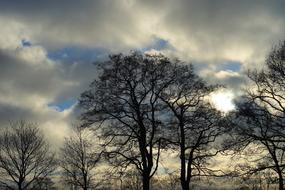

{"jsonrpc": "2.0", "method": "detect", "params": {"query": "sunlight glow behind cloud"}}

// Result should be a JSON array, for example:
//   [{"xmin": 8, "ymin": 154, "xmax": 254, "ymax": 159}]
[{"xmin": 210, "ymin": 90, "xmax": 235, "ymax": 113}]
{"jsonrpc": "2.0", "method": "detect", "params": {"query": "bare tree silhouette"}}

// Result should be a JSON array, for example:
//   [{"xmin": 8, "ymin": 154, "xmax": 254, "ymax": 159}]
[
  {"xmin": 79, "ymin": 52, "xmax": 176, "ymax": 190},
  {"xmin": 60, "ymin": 127, "xmax": 101, "ymax": 190},
  {"xmin": 158, "ymin": 63, "xmax": 225, "ymax": 190},
  {"xmin": 247, "ymin": 41, "xmax": 285, "ymax": 118},
  {"xmin": 227, "ymin": 98, "xmax": 285, "ymax": 190},
  {"xmin": 224, "ymin": 41, "xmax": 285, "ymax": 190},
  {"xmin": 0, "ymin": 121, "xmax": 56, "ymax": 190},
  {"xmin": 244, "ymin": 41, "xmax": 285, "ymax": 190}
]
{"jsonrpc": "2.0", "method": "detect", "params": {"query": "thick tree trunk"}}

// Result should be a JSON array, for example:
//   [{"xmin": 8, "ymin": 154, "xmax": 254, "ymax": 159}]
[
  {"xmin": 138, "ymin": 122, "xmax": 152, "ymax": 190},
  {"xmin": 142, "ymin": 174, "xmax": 150, "ymax": 190},
  {"xmin": 181, "ymin": 154, "xmax": 191, "ymax": 190},
  {"xmin": 18, "ymin": 183, "xmax": 22, "ymax": 190},
  {"xmin": 181, "ymin": 180, "xmax": 190, "ymax": 190},
  {"xmin": 18, "ymin": 178, "xmax": 24, "ymax": 190}
]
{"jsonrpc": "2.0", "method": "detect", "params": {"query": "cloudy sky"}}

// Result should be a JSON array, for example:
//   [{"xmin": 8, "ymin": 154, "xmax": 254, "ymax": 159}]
[{"xmin": 0, "ymin": 0, "xmax": 284, "ymax": 146}]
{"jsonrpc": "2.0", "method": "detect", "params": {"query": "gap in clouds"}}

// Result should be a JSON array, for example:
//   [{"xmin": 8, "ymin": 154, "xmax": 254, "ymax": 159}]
[
  {"xmin": 47, "ymin": 46, "xmax": 110, "ymax": 62},
  {"xmin": 48, "ymin": 98, "xmax": 77, "ymax": 112}
]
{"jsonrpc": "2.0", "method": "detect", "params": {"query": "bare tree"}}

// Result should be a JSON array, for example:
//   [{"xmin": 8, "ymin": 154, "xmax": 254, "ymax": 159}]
[
  {"xmin": 226, "ymin": 41, "xmax": 285, "ymax": 190},
  {"xmin": 158, "ymin": 63, "xmax": 225, "ymax": 190},
  {"xmin": 247, "ymin": 41, "xmax": 285, "ymax": 118},
  {"xmin": 0, "ymin": 121, "xmax": 56, "ymax": 190},
  {"xmin": 79, "ymin": 52, "xmax": 177, "ymax": 190},
  {"xmin": 228, "ymin": 99, "xmax": 285, "ymax": 190},
  {"xmin": 60, "ymin": 127, "xmax": 101, "ymax": 190}
]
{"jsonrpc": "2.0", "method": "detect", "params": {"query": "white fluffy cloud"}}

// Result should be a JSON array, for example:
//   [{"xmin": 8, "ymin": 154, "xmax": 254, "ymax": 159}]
[{"xmin": 0, "ymin": 19, "xmax": 87, "ymax": 147}]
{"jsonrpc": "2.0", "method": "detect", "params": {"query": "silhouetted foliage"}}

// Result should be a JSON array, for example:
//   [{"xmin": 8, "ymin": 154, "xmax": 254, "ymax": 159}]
[{"xmin": 0, "ymin": 121, "xmax": 56, "ymax": 190}]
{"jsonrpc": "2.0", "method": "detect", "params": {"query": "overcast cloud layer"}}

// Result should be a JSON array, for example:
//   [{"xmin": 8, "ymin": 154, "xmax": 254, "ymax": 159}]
[{"xmin": 0, "ymin": 0, "xmax": 285, "ymax": 146}]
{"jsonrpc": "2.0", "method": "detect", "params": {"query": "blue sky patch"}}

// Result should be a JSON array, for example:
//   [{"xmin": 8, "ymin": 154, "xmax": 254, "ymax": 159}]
[
  {"xmin": 47, "ymin": 46, "xmax": 109, "ymax": 62},
  {"xmin": 152, "ymin": 38, "xmax": 169, "ymax": 50},
  {"xmin": 142, "ymin": 37, "xmax": 174, "ymax": 52},
  {"xmin": 219, "ymin": 61, "xmax": 241, "ymax": 72},
  {"xmin": 21, "ymin": 39, "xmax": 32, "ymax": 47},
  {"xmin": 48, "ymin": 98, "xmax": 77, "ymax": 112}
]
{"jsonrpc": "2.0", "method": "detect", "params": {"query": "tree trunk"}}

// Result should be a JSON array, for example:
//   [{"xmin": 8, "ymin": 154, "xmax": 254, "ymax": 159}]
[
  {"xmin": 142, "ymin": 174, "xmax": 150, "ymax": 190},
  {"xmin": 181, "ymin": 180, "xmax": 190, "ymax": 190},
  {"xmin": 277, "ymin": 170, "xmax": 284, "ymax": 190},
  {"xmin": 180, "ymin": 159, "xmax": 192, "ymax": 190},
  {"xmin": 18, "ymin": 183, "xmax": 22, "ymax": 190},
  {"xmin": 18, "ymin": 178, "xmax": 24, "ymax": 190},
  {"xmin": 270, "ymin": 150, "xmax": 284, "ymax": 190},
  {"xmin": 179, "ymin": 120, "xmax": 190, "ymax": 190},
  {"xmin": 83, "ymin": 178, "xmax": 88, "ymax": 190}
]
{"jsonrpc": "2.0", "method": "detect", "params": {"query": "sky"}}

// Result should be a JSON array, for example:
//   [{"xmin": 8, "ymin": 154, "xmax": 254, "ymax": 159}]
[{"xmin": 1, "ymin": 0, "xmax": 285, "ymax": 147}]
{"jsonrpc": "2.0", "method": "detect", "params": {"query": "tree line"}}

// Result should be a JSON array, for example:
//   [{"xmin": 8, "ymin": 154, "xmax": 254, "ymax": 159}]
[{"xmin": 1, "ymin": 42, "xmax": 285, "ymax": 190}]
